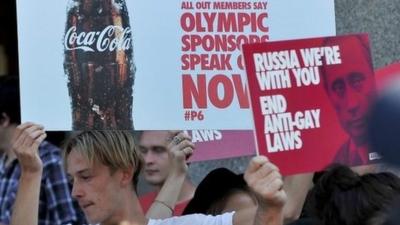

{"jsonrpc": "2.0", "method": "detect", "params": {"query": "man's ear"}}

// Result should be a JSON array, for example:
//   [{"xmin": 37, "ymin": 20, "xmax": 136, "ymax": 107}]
[
  {"xmin": 0, "ymin": 113, "xmax": 10, "ymax": 127},
  {"xmin": 120, "ymin": 166, "xmax": 134, "ymax": 188}
]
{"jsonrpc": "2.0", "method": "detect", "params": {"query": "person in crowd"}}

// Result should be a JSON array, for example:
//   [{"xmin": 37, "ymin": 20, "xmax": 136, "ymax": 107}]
[
  {"xmin": 306, "ymin": 164, "xmax": 400, "ymax": 225},
  {"xmin": 9, "ymin": 122, "xmax": 46, "ymax": 225},
  {"xmin": 366, "ymin": 77, "xmax": 400, "ymax": 225},
  {"xmin": 137, "ymin": 131, "xmax": 312, "ymax": 223},
  {"xmin": 0, "ymin": 76, "xmax": 85, "ymax": 225},
  {"xmin": 367, "ymin": 78, "xmax": 400, "ymax": 166},
  {"xmin": 13, "ymin": 129, "xmax": 287, "ymax": 225},
  {"xmin": 138, "ymin": 131, "xmax": 311, "ymax": 223},
  {"xmin": 182, "ymin": 168, "xmax": 258, "ymax": 215},
  {"xmin": 321, "ymin": 35, "xmax": 376, "ymax": 166},
  {"xmin": 137, "ymin": 130, "xmax": 196, "ymax": 216}
]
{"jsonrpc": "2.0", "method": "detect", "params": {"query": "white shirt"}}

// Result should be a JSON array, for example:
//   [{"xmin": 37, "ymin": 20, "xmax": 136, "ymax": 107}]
[{"xmin": 147, "ymin": 212, "xmax": 234, "ymax": 225}]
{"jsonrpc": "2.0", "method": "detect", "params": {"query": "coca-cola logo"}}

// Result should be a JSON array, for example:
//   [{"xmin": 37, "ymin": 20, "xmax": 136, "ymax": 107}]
[{"xmin": 64, "ymin": 25, "xmax": 132, "ymax": 52}]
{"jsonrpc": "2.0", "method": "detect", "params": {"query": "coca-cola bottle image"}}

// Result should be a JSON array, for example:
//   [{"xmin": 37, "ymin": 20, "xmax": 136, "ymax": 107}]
[{"xmin": 64, "ymin": 0, "xmax": 135, "ymax": 130}]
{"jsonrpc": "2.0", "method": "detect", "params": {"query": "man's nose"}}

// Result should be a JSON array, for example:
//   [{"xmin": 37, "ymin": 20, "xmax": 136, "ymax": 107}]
[
  {"xmin": 71, "ymin": 181, "xmax": 84, "ymax": 199},
  {"xmin": 346, "ymin": 89, "xmax": 361, "ymax": 114},
  {"xmin": 143, "ymin": 151, "xmax": 156, "ymax": 164}
]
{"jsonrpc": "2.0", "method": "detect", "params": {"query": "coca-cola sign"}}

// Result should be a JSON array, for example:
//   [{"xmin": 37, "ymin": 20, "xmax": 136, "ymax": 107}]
[{"xmin": 64, "ymin": 25, "xmax": 132, "ymax": 52}]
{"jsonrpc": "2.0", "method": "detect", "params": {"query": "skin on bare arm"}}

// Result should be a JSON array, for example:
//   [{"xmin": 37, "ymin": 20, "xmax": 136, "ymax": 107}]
[
  {"xmin": 9, "ymin": 122, "xmax": 47, "ymax": 225},
  {"xmin": 234, "ymin": 156, "xmax": 287, "ymax": 225},
  {"xmin": 283, "ymin": 173, "xmax": 313, "ymax": 223},
  {"xmin": 145, "ymin": 131, "xmax": 195, "ymax": 219}
]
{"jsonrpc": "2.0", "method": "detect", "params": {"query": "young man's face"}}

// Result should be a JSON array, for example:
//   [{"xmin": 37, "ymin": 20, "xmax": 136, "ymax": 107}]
[
  {"xmin": 324, "ymin": 37, "xmax": 375, "ymax": 143},
  {"xmin": 139, "ymin": 131, "xmax": 172, "ymax": 186},
  {"xmin": 67, "ymin": 149, "xmax": 125, "ymax": 225}
]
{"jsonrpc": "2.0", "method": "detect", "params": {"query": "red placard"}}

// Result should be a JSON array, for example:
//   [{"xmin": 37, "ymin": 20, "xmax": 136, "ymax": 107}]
[{"xmin": 243, "ymin": 33, "xmax": 380, "ymax": 175}]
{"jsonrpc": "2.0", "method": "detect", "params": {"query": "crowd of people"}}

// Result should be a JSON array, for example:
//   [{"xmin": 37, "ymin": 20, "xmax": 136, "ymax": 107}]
[{"xmin": 1, "ymin": 61, "xmax": 400, "ymax": 224}]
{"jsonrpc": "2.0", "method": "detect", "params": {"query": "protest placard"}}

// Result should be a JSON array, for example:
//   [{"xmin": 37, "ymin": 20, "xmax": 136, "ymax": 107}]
[
  {"xmin": 17, "ymin": 0, "xmax": 335, "ymax": 130},
  {"xmin": 243, "ymin": 34, "xmax": 380, "ymax": 175}
]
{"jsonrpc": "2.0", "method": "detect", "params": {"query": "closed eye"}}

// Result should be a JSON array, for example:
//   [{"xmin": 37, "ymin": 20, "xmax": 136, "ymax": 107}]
[{"xmin": 79, "ymin": 175, "xmax": 92, "ymax": 181}]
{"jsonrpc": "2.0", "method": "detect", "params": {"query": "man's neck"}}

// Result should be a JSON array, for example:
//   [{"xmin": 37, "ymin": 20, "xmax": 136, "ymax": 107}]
[{"xmin": 102, "ymin": 191, "xmax": 149, "ymax": 225}]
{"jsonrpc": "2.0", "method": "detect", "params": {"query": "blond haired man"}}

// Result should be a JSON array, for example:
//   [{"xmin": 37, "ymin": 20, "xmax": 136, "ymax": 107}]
[{"xmin": 13, "ymin": 130, "xmax": 286, "ymax": 225}]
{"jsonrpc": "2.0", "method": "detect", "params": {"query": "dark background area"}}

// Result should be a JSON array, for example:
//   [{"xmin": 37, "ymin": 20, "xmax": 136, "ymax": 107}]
[
  {"xmin": 0, "ymin": 0, "xmax": 18, "ymax": 77},
  {"xmin": 0, "ymin": 1, "xmax": 66, "ymax": 146}
]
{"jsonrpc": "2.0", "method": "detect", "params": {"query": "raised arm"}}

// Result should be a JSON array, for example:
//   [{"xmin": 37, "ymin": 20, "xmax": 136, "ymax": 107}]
[
  {"xmin": 145, "ymin": 131, "xmax": 194, "ymax": 219},
  {"xmin": 10, "ymin": 122, "xmax": 46, "ymax": 225},
  {"xmin": 234, "ymin": 156, "xmax": 287, "ymax": 225},
  {"xmin": 282, "ymin": 173, "xmax": 313, "ymax": 223}
]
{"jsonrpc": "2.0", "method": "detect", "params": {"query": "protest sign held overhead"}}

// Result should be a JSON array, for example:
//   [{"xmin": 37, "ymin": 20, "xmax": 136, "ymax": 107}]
[
  {"xmin": 17, "ymin": 0, "xmax": 335, "ymax": 130},
  {"xmin": 243, "ymin": 34, "xmax": 380, "ymax": 175}
]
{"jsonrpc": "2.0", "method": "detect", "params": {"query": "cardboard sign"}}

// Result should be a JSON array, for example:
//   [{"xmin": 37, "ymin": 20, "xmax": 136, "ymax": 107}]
[
  {"xmin": 17, "ymin": 0, "xmax": 335, "ymax": 130},
  {"xmin": 243, "ymin": 34, "xmax": 380, "ymax": 175}
]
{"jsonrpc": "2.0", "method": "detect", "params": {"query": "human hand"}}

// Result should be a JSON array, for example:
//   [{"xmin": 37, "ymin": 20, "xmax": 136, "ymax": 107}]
[
  {"xmin": 244, "ymin": 156, "xmax": 287, "ymax": 210},
  {"xmin": 11, "ymin": 122, "xmax": 46, "ymax": 175},
  {"xmin": 166, "ymin": 131, "xmax": 195, "ymax": 175}
]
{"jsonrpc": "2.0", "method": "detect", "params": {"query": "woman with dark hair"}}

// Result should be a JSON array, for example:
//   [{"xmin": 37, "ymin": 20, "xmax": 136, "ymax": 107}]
[
  {"xmin": 183, "ymin": 168, "xmax": 258, "ymax": 215},
  {"xmin": 307, "ymin": 164, "xmax": 400, "ymax": 225}
]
